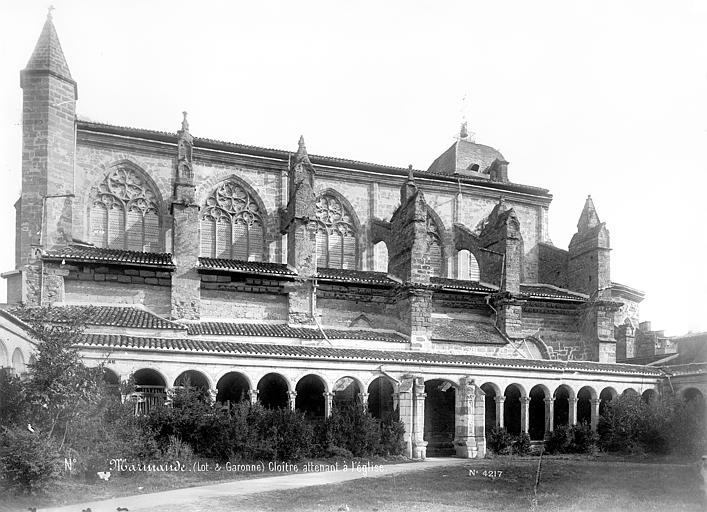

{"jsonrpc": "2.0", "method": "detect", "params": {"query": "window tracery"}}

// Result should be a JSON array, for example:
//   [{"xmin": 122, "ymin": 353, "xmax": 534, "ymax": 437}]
[
  {"xmin": 89, "ymin": 166, "xmax": 160, "ymax": 252},
  {"xmin": 200, "ymin": 181, "xmax": 264, "ymax": 260},
  {"xmin": 315, "ymin": 194, "xmax": 357, "ymax": 269}
]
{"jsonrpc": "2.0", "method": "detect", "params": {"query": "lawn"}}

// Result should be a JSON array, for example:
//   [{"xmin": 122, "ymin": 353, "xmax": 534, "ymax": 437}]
[{"xmin": 164, "ymin": 457, "xmax": 706, "ymax": 512}]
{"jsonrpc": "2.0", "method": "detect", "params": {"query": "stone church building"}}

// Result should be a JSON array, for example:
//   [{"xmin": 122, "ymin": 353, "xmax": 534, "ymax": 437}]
[{"xmin": 1, "ymin": 13, "xmax": 704, "ymax": 458}]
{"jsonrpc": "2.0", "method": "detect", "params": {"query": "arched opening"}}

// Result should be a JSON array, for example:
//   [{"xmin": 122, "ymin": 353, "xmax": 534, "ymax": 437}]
[
  {"xmin": 89, "ymin": 163, "xmax": 162, "ymax": 252},
  {"xmin": 622, "ymin": 388, "xmax": 638, "ymax": 397},
  {"xmin": 577, "ymin": 387, "xmax": 594, "ymax": 425},
  {"xmin": 480, "ymin": 383, "xmax": 498, "ymax": 434},
  {"xmin": 174, "ymin": 370, "xmax": 210, "ymax": 392},
  {"xmin": 11, "ymin": 349, "xmax": 26, "ymax": 375},
  {"xmin": 295, "ymin": 375, "xmax": 326, "ymax": 419},
  {"xmin": 553, "ymin": 385, "xmax": 572, "ymax": 428},
  {"xmin": 332, "ymin": 377, "xmax": 361, "ymax": 409},
  {"xmin": 257, "ymin": 373, "xmax": 289, "ymax": 410},
  {"xmin": 368, "ymin": 377, "xmax": 395, "ymax": 420},
  {"xmin": 457, "ymin": 249, "xmax": 480, "ymax": 281},
  {"xmin": 199, "ymin": 179, "xmax": 266, "ymax": 261},
  {"xmin": 314, "ymin": 192, "xmax": 358, "ymax": 269},
  {"xmin": 373, "ymin": 241, "xmax": 389, "ymax": 273},
  {"xmin": 529, "ymin": 385, "xmax": 547, "ymax": 441},
  {"xmin": 424, "ymin": 379, "xmax": 456, "ymax": 456},
  {"xmin": 0, "ymin": 340, "xmax": 9, "ymax": 368},
  {"xmin": 641, "ymin": 389, "xmax": 657, "ymax": 404},
  {"xmin": 133, "ymin": 368, "xmax": 167, "ymax": 413},
  {"xmin": 216, "ymin": 372, "xmax": 251, "ymax": 405},
  {"xmin": 102, "ymin": 368, "xmax": 121, "ymax": 398},
  {"xmin": 504, "ymin": 384, "xmax": 522, "ymax": 435},
  {"xmin": 599, "ymin": 387, "xmax": 617, "ymax": 416}
]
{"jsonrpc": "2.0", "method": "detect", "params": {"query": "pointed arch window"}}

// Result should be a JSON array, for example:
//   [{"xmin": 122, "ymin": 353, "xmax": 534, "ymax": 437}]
[
  {"xmin": 427, "ymin": 214, "xmax": 443, "ymax": 277},
  {"xmin": 315, "ymin": 194, "xmax": 357, "ymax": 269},
  {"xmin": 458, "ymin": 249, "xmax": 480, "ymax": 281},
  {"xmin": 89, "ymin": 166, "xmax": 161, "ymax": 252},
  {"xmin": 200, "ymin": 181, "xmax": 265, "ymax": 260}
]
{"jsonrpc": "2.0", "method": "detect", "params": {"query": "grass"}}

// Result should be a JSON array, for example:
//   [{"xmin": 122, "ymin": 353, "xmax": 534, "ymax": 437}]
[
  {"xmin": 162, "ymin": 456, "xmax": 707, "ymax": 512},
  {"xmin": 2, "ymin": 455, "xmax": 705, "ymax": 512}
]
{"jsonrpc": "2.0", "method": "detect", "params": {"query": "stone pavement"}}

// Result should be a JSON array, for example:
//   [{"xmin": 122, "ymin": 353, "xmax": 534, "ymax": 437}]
[{"xmin": 39, "ymin": 458, "xmax": 469, "ymax": 512}]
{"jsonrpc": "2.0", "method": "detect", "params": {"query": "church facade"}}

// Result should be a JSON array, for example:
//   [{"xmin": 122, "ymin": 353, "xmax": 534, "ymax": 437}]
[{"xmin": 3, "ymin": 13, "xmax": 702, "ymax": 459}]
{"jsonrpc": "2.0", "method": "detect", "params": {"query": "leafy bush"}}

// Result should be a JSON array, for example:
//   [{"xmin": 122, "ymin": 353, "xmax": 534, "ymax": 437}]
[
  {"xmin": 570, "ymin": 422, "xmax": 598, "ymax": 453},
  {"xmin": 379, "ymin": 416, "xmax": 405, "ymax": 456},
  {"xmin": 512, "ymin": 432, "xmax": 532, "ymax": 456},
  {"xmin": 323, "ymin": 403, "xmax": 382, "ymax": 458},
  {"xmin": 0, "ymin": 427, "xmax": 61, "ymax": 494},
  {"xmin": 545, "ymin": 424, "xmax": 574, "ymax": 454},
  {"xmin": 487, "ymin": 427, "xmax": 514, "ymax": 455}
]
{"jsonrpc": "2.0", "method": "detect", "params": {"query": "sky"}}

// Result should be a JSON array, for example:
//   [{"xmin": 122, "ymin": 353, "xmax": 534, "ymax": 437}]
[{"xmin": 0, "ymin": 1, "xmax": 706, "ymax": 336}]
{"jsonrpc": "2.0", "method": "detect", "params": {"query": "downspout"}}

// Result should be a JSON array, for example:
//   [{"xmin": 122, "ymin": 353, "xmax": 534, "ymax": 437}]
[{"xmin": 311, "ymin": 278, "xmax": 333, "ymax": 346}]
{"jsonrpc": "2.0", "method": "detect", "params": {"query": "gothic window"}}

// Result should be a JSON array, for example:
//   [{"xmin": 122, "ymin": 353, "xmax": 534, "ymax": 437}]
[
  {"xmin": 458, "ymin": 249, "xmax": 480, "ymax": 281},
  {"xmin": 427, "ymin": 213, "xmax": 443, "ymax": 277},
  {"xmin": 89, "ymin": 166, "xmax": 160, "ymax": 252},
  {"xmin": 315, "ymin": 193, "xmax": 357, "ymax": 269},
  {"xmin": 200, "ymin": 181, "xmax": 264, "ymax": 260}
]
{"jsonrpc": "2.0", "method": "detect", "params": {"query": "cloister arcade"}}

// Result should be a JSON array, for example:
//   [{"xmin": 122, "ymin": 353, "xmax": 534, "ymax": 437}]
[{"xmin": 107, "ymin": 359, "xmax": 690, "ymax": 458}]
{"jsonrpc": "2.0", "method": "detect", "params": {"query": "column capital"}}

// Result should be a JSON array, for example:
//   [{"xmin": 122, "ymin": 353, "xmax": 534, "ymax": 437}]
[
  {"xmin": 520, "ymin": 396, "xmax": 531, "ymax": 404},
  {"xmin": 591, "ymin": 398, "xmax": 602, "ymax": 405},
  {"xmin": 288, "ymin": 390, "xmax": 298, "ymax": 398},
  {"xmin": 543, "ymin": 397, "xmax": 555, "ymax": 404},
  {"xmin": 494, "ymin": 396, "xmax": 506, "ymax": 404}
]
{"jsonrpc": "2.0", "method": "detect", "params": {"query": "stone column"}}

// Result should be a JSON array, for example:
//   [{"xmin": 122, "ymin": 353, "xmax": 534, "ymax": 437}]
[
  {"xmin": 358, "ymin": 392, "xmax": 369, "ymax": 411},
  {"xmin": 288, "ymin": 391, "xmax": 297, "ymax": 411},
  {"xmin": 397, "ymin": 378, "xmax": 414, "ymax": 458},
  {"xmin": 412, "ymin": 377, "xmax": 428, "ymax": 460},
  {"xmin": 544, "ymin": 398, "xmax": 555, "ymax": 437},
  {"xmin": 324, "ymin": 392, "xmax": 334, "ymax": 417},
  {"xmin": 591, "ymin": 399, "xmax": 601, "ymax": 430},
  {"xmin": 454, "ymin": 377, "xmax": 483, "ymax": 458},
  {"xmin": 569, "ymin": 397, "xmax": 579, "ymax": 425},
  {"xmin": 208, "ymin": 389, "xmax": 218, "ymax": 403},
  {"xmin": 494, "ymin": 396, "xmax": 505, "ymax": 429},
  {"xmin": 248, "ymin": 389, "xmax": 259, "ymax": 405},
  {"xmin": 520, "ymin": 397, "xmax": 530, "ymax": 433}
]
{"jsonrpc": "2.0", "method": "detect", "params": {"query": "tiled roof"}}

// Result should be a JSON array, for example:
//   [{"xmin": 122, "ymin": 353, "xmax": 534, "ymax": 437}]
[
  {"xmin": 431, "ymin": 318, "xmax": 506, "ymax": 345},
  {"xmin": 430, "ymin": 277, "xmax": 497, "ymax": 293},
  {"xmin": 197, "ymin": 258, "xmax": 296, "ymax": 276},
  {"xmin": 188, "ymin": 322, "xmax": 406, "ymax": 343},
  {"xmin": 316, "ymin": 268, "xmax": 396, "ymax": 286},
  {"xmin": 520, "ymin": 284, "xmax": 587, "ymax": 301},
  {"xmin": 77, "ymin": 334, "xmax": 663, "ymax": 376},
  {"xmin": 11, "ymin": 305, "xmax": 184, "ymax": 331},
  {"xmin": 43, "ymin": 246, "xmax": 174, "ymax": 268}
]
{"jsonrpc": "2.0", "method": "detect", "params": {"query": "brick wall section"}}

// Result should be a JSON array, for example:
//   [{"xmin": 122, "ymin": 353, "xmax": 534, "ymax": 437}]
[
  {"xmin": 171, "ymin": 202, "xmax": 200, "ymax": 320},
  {"xmin": 200, "ymin": 288, "xmax": 287, "ymax": 321},
  {"xmin": 64, "ymin": 279, "xmax": 171, "ymax": 317},
  {"xmin": 537, "ymin": 243, "xmax": 569, "ymax": 288}
]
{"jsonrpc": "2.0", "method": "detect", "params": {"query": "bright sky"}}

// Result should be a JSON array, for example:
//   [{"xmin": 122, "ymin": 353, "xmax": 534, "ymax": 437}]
[{"xmin": 1, "ymin": 1, "xmax": 706, "ymax": 336}]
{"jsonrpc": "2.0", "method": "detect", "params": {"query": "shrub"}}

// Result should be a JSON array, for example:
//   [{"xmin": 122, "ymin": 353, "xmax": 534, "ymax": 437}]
[
  {"xmin": 545, "ymin": 424, "xmax": 574, "ymax": 454},
  {"xmin": 0, "ymin": 427, "xmax": 61, "ymax": 494},
  {"xmin": 379, "ymin": 416, "xmax": 405, "ymax": 456},
  {"xmin": 570, "ymin": 422, "xmax": 598, "ymax": 453},
  {"xmin": 512, "ymin": 432, "xmax": 532, "ymax": 456},
  {"xmin": 487, "ymin": 427, "xmax": 514, "ymax": 455},
  {"xmin": 324, "ymin": 403, "xmax": 381, "ymax": 458}
]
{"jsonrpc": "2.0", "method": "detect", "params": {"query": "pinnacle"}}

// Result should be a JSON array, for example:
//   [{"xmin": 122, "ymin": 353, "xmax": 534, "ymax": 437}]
[
  {"xmin": 577, "ymin": 195, "xmax": 601, "ymax": 233},
  {"xmin": 24, "ymin": 11, "xmax": 73, "ymax": 81}
]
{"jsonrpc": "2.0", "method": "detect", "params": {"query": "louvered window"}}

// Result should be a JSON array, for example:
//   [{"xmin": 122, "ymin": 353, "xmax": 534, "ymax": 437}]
[
  {"xmin": 89, "ymin": 166, "xmax": 161, "ymax": 251},
  {"xmin": 427, "ymin": 214, "xmax": 443, "ymax": 277},
  {"xmin": 314, "ymin": 194, "xmax": 357, "ymax": 269},
  {"xmin": 458, "ymin": 249, "xmax": 480, "ymax": 281},
  {"xmin": 200, "ymin": 181, "xmax": 265, "ymax": 260}
]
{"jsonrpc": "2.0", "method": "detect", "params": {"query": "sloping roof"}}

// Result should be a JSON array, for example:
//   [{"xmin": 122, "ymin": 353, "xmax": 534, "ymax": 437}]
[
  {"xmin": 43, "ymin": 246, "xmax": 174, "ymax": 268},
  {"xmin": 76, "ymin": 120, "xmax": 551, "ymax": 198},
  {"xmin": 187, "ymin": 322, "xmax": 406, "ymax": 343},
  {"xmin": 10, "ymin": 305, "xmax": 184, "ymax": 331},
  {"xmin": 24, "ymin": 15, "xmax": 73, "ymax": 81},
  {"xmin": 197, "ymin": 258, "xmax": 296, "ymax": 276},
  {"xmin": 520, "ymin": 284, "xmax": 588, "ymax": 301},
  {"xmin": 431, "ymin": 318, "xmax": 506, "ymax": 345},
  {"xmin": 316, "ymin": 268, "xmax": 396, "ymax": 286},
  {"xmin": 430, "ymin": 277, "xmax": 497, "ymax": 293},
  {"xmin": 426, "ymin": 140, "xmax": 506, "ymax": 176},
  {"xmin": 76, "ymin": 334, "xmax": 662, "ymax": 375}
]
